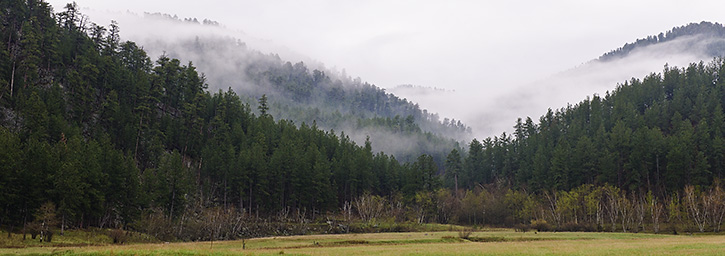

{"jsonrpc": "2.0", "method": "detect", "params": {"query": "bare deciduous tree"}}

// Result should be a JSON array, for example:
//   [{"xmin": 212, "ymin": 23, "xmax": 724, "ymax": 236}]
[
  {"xmin": 633, "ymin": 192, "xmax": 647, "ymax": 232},
  {"xmin": 604, "ymin": 186, "xmax": 621, "ymax": 232},
  {"xmin": 684, "ymin": 185, "xmax": 707, "ymax": 232},
  {"xmin": 647, "ymin": 191, "xmax": 664, "ymax": 233},
  {"xmin": 618, "ymin": 195, "xmax": 633, "ymax": 233},
  {"xmin": 703, "ymin": 184, "xmax": 725, "ymax": 232},
  {"xmin": 33, "ymin": 202, "xmax": 58, "ymax": 243},
  {"xmin": 342, "ymin": 201, "xmax": 353, "ymax": 222},
  {"xmin": 353, "ymin": 193, "xmax": 385, "ymax": 223},
  {"xmin": 543, "ymin": 191, "xmax": 561, "ymax": 229}
]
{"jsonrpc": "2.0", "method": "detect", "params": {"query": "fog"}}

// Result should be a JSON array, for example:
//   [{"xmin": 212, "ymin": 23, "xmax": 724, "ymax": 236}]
[
  {"xmin": 392, "ymin": 35, "xmax": 719, "ymax": 138},
  {"xmin": 45, "ymin": 0, "xmax": 725, "ymax": 140},
  {"xmin": 57, "ymin": 7, "xmax": 325, "ymax": 80},
  {"xmin": 41, "ymin": 8, "xmax": 466, "ymax": 162}
]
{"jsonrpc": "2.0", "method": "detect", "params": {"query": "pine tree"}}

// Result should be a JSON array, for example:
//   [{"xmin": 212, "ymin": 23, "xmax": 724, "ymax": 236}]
[{"xmin": 445, "ymin": 149, "xmax": 462, "ymax": 193}]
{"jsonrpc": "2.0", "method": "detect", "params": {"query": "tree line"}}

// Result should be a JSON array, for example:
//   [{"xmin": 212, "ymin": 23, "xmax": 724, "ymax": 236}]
[
  {"xmin": 0, "ymin": 0, "xmax": 445, "ymax": 238},
  {"xmin": 447, "ymin": 60, "xmax": 725, "ymax": 199},
  {"xmin": 3, "ymin": 0, "xmax": 725, "ymax": 243},
  {"xmin": 600, "ymin": 21, "xmax": 725, "ymax": 61},
  {"xmin": 346, "ymin": 183, "xmax": 725, "ymax": 234},
  {"xmin": 138, "ymin": 20, "xmax": 470, "ymax": 163}
]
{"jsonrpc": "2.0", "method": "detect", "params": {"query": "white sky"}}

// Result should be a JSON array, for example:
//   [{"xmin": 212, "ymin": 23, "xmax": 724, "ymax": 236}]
[{"xmin": 46, "ymin": 0, "xmax": 725, "ymax": 138}]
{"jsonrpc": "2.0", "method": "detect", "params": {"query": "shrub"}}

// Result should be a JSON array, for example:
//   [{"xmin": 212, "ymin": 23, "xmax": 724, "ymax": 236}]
[
  {"xmin": 26, "ymin": 222, "xmax": 40, "ymax": 239},
  {"xmin": 514, "ymin": 223, "xmax": 530, "ymax": 232},
  {"xmin": 110, "ymin": 229, "xmax": 128, "ymax": 244},
  {"xmin": 45, "ymin": 230, "xmax": 53, "ymax": 243},
  {"xmin": 530, "ymin": 219, "xmax": 551, "ymax": 232},
  {"xmin": 458, "ymin": 228, "xmax": 474, "ymax": 239},
  {"xmin": 560, "ymin": 222, "xmax": 596, "ymax": 232}
]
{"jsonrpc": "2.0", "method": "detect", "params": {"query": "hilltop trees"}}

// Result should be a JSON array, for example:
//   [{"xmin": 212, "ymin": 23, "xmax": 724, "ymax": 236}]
[
  {"xmin": 439, "ymin": 55, "xmax": 725, "ymax": 233},
  {"xmin": 453, "ymin": 59, "xmax": 725, "ymax": 199},
  {"xmin": 600, "ymin": 21, "xmax": 725, "ymax": 61},
  {"xmin": 3, "ymin": 0, "xmax": 725, "ymax": 240},
  {"xmin": 0, "ymin": 0, "xmax": 445, "ymax": 239}
]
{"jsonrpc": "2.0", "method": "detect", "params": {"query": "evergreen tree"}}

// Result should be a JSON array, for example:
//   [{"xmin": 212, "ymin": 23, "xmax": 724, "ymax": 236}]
[{"xmin": 445, "ymin": 149, "xmax": 462, "ymax": 193}]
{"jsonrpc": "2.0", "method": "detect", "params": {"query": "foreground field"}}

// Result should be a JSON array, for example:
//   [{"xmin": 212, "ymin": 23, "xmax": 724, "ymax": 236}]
[{"xmin": 2, "ymin": 230, "xmax": 724, "ymax": 255}]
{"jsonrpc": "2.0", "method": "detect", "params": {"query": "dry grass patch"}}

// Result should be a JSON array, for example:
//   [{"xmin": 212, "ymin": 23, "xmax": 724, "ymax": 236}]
[{"xmin": 2, "ymin": 231, "xmax": 724, "ymax": 255}]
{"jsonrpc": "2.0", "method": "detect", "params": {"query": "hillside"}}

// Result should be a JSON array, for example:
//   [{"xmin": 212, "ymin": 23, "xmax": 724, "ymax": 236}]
[
  {"xmin": 600, "ymin": 21, "xmax": 725, "ymax": 61},
  {"xmin": 460, "ymin": 21, "xmax": 725, "ymax": 140},
  {"xmin": 452, "ymin": 56, "xmax": 725, "ymax": 197},
  {"xmin": 3, "ymin": 1, "xmax": 725, "ymax": 241},
  {"xmin": 0, "ymin": 1, "xmax": 443, "ymax": 239},
  {"xmin": 438, "ymin": 22, "xmax": 725, "ymax": 198},
  {"xmin": 109, "ymin": 12, "xmax": 470, "ymax": 163}
]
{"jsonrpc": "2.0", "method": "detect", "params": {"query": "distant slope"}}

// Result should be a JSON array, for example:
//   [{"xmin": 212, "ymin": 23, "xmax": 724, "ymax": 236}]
[
  {"xmin": 455, "ymin": 58, "xmax": 725, "ymax": 197},
  {"xmin": 107, "ymin": 12, "xmax": 470, "ymax": 162},
  {"xmin": 0, "ymin": 1, "xmax": 444, "ymax": 236},
  {"xmin": 464, "ymin": 21, "xmax": 725, "ymax": 139},
  {"xmin": 599, "ymin": 21, "xmax": 725, "ymax": 61},
  {"xmin": 450, "ymin": 22, "xmax": 725, "ymax": 197}
]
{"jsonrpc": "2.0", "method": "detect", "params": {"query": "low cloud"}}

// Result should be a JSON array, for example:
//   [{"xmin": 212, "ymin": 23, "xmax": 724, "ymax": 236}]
[
  {"xmin": 71, "ymin": 9, "xmax": 464, "ymax": 160},
  {"xmin": 392, "ymin": 35, "xmax": 717, "ymax": 139},
  {"xmin": 77, "ymin": 8, "xmax": 324, "ymax": 84},
  {"xmin": 62, "ymin": 3, "xmax": 724, "ymax": 142}
]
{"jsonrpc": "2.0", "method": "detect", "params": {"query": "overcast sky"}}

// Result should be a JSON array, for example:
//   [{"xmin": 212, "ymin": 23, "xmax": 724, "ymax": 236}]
[{"xmin": 46, "ymin": 0, "xmax": 725, "ymax": 138}]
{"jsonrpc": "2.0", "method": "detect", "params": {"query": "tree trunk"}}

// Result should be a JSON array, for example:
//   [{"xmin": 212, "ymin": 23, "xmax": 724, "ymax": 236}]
[
  {"xmin": 454, "ymin": 174, "xmax": 459, "ymax": 197},
  {"xmin": 61, "ymin": 214, "xmax": 65, "ymax": 236},
  {"xmin": 10, "ymin": 61, "xmax": 15, "ymax": 97},
  {"xmin": 21, "ymin": 211, "xmax": 26, "ymax": 240},
  {"xmin": 651, "ymin": 198, "xmax": 662, "ymax": 233},
  {"xmin": 655, "ymin": 156, "xmax": 660, "ymax": 195},
  {"xmin": 170, "ymin": 178, "xmax": 177, "ymax": 220},
  {"xmin": 608, "ymin": 195, "xmax": 618, "ymax": 232},
  {"xmin": 684, "ymin": 186, "xmax": 706, "ymax": 232},
  {"xmin": 249, "ymin": 182, "xmax": 253, "ymax": 216},
  {"xmin": 223, "ymin": 178, "xmax": 228, "ymax": 209},
  {"xmin": 134, "ymin": 114, "xmax": 144, "ymax": 164}
]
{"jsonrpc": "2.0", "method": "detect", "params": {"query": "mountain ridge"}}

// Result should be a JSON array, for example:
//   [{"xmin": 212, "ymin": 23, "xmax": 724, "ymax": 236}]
[
  {"xmin": 599, "ymin": 21, "xmax": 725, "ymax": 61},
  {"xmin": 108, "ymin": 11, "xmax": 471, "ymax": 162}
]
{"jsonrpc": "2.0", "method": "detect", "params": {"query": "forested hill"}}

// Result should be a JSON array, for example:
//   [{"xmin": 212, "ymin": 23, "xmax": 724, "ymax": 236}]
[
  {"xmin": 445, "ymin": 21, "xmax": 725, "ymax": 198},
  {"xmin": 117, "ymin": 12, "xmax": 470, "ymax": 163},
  {"xmin": 450, "ymin": 59, "xmax": 725, "ymax": 198},
  {"xmin": 599, "ymin": 21, "xmax": 725, "ymax": 61},
  {"xmin": 0, "ymin": 1, "xmax": 441, "ymax": 232}
]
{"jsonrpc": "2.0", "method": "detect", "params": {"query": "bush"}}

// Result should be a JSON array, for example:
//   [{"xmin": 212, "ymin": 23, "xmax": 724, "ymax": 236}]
[
  {"xmin": 514, "ymin": 223, "xmax": 530, "ymax": 232},
  {"xmin": 530, "ymin": 219, "xmax": 551, "ymax": 232},
  {"xmin": 458, "ymin": 228, "xmax": 474, "ymax": 239},
  {"xmin": 26, "ymin": 222, "xmax": 40, "ymax": 239},
  {"xmin": 560, "ymin": 222, "xmax": 596, "ymax": 232},
  {"xmin": 45, "ymin": 230, "xmax": 53, "ymax": 243},
  {"xmin": 110, "ymin": 229, "xmax": 128, "ymax": 244}
]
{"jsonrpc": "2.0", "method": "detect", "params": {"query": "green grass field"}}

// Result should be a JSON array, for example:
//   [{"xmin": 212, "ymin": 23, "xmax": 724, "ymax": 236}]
[{"xmin": 1, "ymin": 230, "xmax": 724, "ymax": 255}]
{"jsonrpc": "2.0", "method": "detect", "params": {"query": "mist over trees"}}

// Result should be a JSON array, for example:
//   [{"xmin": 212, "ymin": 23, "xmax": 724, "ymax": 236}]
[
  {"xmin": 600, "ymin": 21, "xmax": 725, "ymax": 61},
  {"xmin": 456, "ymin": 21, "xmax": 725, "ymax": 140},
  {"xmin": 431, "ymin": 57, "xmax": 725, "ymax": 234},
  {"xmin": 452, "ymin": 59, "xmax": 725, "ymax": 197},
  {"xmin": 3, "ymin": 0, "xmax": 725, "ymax": 242},
  {"xmin": 118, "ymin": 12, "xmax": 470, "ymax": 164},
  {"xmin": 0, "ymin": 0, "xmax": 450, "ymax": 238}
]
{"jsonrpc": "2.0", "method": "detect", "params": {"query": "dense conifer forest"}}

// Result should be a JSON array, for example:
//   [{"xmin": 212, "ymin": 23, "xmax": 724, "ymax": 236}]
[
  {"xmin": 449, "ymin": 60, "xmax": 725, "ymax": 195},
  {"xmin": 0, "ymin": 1, "xmax": 445, "ymax": 237},
  {"xmin": 128, "ymin": 13, "xmax": 471, "ymax": 164},
  {"xmin": 2, "ymin": 1, "xmax": 724, "ymax": 241},
  {"xmin": 599, "ymin": 21, "xmax": 725, "ymax": 61}
]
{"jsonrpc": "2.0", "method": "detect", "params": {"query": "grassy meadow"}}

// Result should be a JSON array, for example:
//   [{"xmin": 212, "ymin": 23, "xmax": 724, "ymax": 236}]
[{"xmin": 2, "ymin": 229, "xmax": 724, "ymax": 255}]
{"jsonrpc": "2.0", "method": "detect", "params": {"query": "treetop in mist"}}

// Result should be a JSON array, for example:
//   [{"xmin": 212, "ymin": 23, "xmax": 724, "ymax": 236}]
[{"xmin": 600, "ymin": 21, "xmax": 725, "ymax": 61}]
